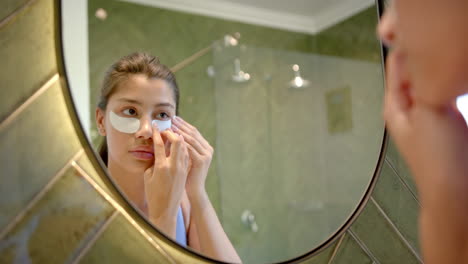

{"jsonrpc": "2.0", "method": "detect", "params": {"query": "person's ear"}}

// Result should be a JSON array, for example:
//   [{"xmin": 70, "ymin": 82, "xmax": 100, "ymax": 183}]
[{"xmin": 96, "ymin": 108, "xmax": 106, "ymax": 136}]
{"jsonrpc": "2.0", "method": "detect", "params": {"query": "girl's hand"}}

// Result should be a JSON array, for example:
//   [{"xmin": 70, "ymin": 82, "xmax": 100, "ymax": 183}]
[
  {"xmin": 384, "ymin": 46, "xmax": 468, "ymax": 264},
  {"xmin": 172, "ymin": 116, "xmax": 214, "ymax": 198},
  {"xmin": 144, "ymin": 122, "xmax": 190, "ymax": 233},
  {"xmin": 384, "ymin": 51, "xmax": 468, "ymax": 183}
]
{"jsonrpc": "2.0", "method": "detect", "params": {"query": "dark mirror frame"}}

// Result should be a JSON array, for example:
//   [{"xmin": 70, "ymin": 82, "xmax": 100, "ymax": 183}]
[{"xmin": 55, "ymin": 0, "xmax": 388, "ymax": 262}]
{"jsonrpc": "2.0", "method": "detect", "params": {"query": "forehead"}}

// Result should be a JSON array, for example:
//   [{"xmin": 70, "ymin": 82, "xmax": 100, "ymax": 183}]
[{"xmin": 111, "ymin": 74, "xmax": 176, "ymax": 104}]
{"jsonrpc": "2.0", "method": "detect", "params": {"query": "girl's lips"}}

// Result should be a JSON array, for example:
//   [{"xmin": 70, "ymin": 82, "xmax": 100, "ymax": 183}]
[{"xmin": 129, "ymin": 151, "xmax": 154, "ymax": 160}]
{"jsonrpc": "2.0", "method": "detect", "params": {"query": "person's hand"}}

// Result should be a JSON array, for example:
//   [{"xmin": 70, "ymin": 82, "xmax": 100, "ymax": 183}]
[
  {"xmin": 384, "ymin": 47, "xmax": 468, "ymax": 264},
  {"xmin": 384, "ymin": 50, "xmax": 468, "ymax": 197},
  {"xmin": 171, "ymin": 116, "xmax": 213, "ymax": 198},
  {"xmin": 144, "ymin": 122, "xmax": 190, "ymax": 227}
]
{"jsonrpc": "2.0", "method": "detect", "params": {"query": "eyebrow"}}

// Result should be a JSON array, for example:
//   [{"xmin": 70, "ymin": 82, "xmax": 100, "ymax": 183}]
[{"xmin": 116, "ymin": 98, "xmax": 175, "ymax": 109}]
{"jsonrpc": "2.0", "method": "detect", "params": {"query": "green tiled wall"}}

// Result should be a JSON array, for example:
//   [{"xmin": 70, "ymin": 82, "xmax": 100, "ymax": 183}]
[
  {"xmin": 331, "ymin": 234, "xmax": 373, "ymax": 264},
  {"xmin": 350, "ymin": 200, "xmax": 420, "ymax": 264},
  {"xmin": 0, "ymin": 0, "xmax": 30, "ymax": 24},
  {"xmin": 385, "ymin": 139, "xmax": 418, "ymax": 196},
  {"xmin": 0, "ymin": 81, "xmax": 81, "ymax": 230},
  {"xmin": 79, "ymin": 213, "xmax": 171, "ymax": 264},
  {"xmin": 0, "ymin": 1, "xmax": 189, "ymax": 263},
  {"xmin": 0, "ymin": 0, "xmax": 422, "ymax": 263},
  {"xmin": 0, "ymin": 0, "xmax": 57, "ymax": 121},
  {"xmin": 373, "ymin": 161, "xmax": 420, "ymax": 253},
  {"xmin": 0, "ymin": 166, "xmax": 114, "ymax": 264}
]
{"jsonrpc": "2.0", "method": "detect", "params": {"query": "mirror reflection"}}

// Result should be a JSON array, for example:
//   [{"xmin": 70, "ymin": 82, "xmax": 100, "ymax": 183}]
[
  {"xmin": 95, "ymin": 52, "xmax": 241, "ymax": 263},
  {"xmin": 62, "ymin": 0, "xmax": 385, "ymax": 263}
]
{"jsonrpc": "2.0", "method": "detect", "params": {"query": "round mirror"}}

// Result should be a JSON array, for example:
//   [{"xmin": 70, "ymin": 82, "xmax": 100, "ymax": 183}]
[{"xmin": 60, "ymin": 0, "xmax": 386, "ymax": 263}]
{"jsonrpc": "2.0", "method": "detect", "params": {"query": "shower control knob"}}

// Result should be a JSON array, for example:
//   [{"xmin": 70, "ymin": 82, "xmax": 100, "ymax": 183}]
[{"xmin": 241, "ymin": 210, "xmax": 258, "ymax": 233}]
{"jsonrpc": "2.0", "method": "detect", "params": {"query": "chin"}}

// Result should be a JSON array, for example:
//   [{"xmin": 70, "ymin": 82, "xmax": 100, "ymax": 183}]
[{"xmin": 128, "ymin": 158, "xmax": 153, "ymax": 173}]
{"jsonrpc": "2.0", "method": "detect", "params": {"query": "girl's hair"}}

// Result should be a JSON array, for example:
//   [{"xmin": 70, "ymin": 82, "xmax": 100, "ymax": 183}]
[{"xmin": 97, "ymin": 52, "xmax": 179, "ymax": 164}]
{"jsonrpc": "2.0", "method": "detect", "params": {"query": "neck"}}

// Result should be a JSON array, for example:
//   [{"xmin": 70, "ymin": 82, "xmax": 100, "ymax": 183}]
[{"xmin": 108, "ymin": 157, "xmax": 146, "ymax": 213}]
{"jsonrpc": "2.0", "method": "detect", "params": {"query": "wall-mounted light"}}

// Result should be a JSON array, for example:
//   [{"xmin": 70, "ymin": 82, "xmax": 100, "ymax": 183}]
[{"xmin": 95, "ymin": 8, "xmax": 108, "ymax": 20}]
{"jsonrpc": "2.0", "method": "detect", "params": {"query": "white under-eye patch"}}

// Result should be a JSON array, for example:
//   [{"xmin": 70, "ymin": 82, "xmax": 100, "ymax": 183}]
[
  {"xmin": 152, "ymin": 119, "xmax": 172, "ymax": 131},
  {"xmin": 109, "ymin": 111, "xmax": 140, "ymax": 133},
  {"xmin": 109, "ymin": 111, "xmax": 172, "ymax": 134}
]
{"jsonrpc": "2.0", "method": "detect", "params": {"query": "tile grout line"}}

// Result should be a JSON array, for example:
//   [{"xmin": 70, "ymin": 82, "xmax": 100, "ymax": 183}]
[
  {"xmin": 0, "ymin": 73, "xmax": 59, "ymax": 132},
  {"xmin": 0, "ymin": 148, "xmax": 84, "ymax": 240},
  {"xmin": 347, "ymin": 228, "xmax": 381, "ymax": 264},
  {"xmin": 384, "ymin": 158, "xmax": 421, "ymax": 207},
  {"xmin": 71, "ymin": 162, "xmax": 176, "ymax": 264},
  {"xmin": 326, "ymin": 233, "xmax": 346, "ymax": 264},
  {"xmin": 370, "ymin": 197, "xmax": 424, "ymax": 263},
  {"xmin": 0, "ymin": 0, "xmax": 39, "ymax": 29},
  {"xmin": 69, "ymin": 210, "xmax": 120, "ymax": 264}
]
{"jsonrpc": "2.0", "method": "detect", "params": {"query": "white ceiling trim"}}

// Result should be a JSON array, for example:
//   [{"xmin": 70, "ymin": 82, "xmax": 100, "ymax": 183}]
[
  {"xmin": 313, "ymin": 0, "xmax": 375, "ymax": 33},
  {"xmin": 119, "ymin": 0, "xmax": 374, "ymax": 35}
]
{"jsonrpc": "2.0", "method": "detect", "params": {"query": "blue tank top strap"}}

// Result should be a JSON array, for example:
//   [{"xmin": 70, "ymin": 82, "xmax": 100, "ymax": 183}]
[{"xmin": 175, "ymin": 206, "xmax": 187, "ymax": 246}]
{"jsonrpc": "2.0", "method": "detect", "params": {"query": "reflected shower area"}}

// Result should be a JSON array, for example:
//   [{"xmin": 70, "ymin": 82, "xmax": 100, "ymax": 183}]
[{"xmin": 204, "ymin": 40, "xmax": 384, "ymax": 263}]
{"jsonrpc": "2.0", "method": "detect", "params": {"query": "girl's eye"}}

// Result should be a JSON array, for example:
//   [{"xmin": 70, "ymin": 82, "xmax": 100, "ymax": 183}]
[
  {"xmin": 123, "ymin": 108, "xmax": 137, "ymax": 116},
  {"xmin": 156, "ymin": 112, "xmax": 170, "ymax": 120}
]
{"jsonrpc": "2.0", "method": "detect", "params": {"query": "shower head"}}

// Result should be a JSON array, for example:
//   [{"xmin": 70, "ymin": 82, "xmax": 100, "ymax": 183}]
[
  {"xmin": 289, "ymin": 64, "xmax": 308, "ymax": 89},
  {"xmin": 224, "ymin": 35, "xmax": 238, "ymax": 47}
]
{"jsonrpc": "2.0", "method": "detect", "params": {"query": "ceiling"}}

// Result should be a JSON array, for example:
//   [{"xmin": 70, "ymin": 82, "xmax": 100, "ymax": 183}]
[
  {"xmin": 120, "ymin": 0, "xmax": 375, "ymax": 34},
  {"xmin": 221, "ymin": 0, "xmax": 348, "ymax": 18}
]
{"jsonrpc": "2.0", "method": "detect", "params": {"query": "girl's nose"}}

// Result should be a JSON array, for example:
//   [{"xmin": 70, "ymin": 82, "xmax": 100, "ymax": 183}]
[
  {"xmin": 134, "ymin": 116, "xmax": 153, "ymax": 139},
  {"xmin": 377, "ymin": 5, "xmax": 397, "ymax": 48}
]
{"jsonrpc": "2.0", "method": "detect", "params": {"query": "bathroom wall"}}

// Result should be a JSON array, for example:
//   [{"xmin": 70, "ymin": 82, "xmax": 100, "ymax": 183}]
[
  {"xmin": 0, "ymin": 0, "xmax": 421, "ymax": 263},
  {"xmin": 312, "ymin": 7, "xmax": 382, "ymax": 62}
]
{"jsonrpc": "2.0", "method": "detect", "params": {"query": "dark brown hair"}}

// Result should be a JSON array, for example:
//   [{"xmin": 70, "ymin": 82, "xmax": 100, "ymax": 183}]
[{"xmin": 97, "ymin": 52, "xmax": 179, "ymax": 164}]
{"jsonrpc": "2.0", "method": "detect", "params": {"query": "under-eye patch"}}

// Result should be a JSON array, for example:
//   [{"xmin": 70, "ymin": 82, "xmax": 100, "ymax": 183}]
[{"xmin": 152, "ymin": 119, "xmax": 172, "ymax": 131}]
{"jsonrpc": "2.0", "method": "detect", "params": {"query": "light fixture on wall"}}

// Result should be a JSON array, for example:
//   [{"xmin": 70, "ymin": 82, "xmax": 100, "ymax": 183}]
[
  {"xmin": 95, "ymin": 8, "xmax": 108, "ymax": 20},
  {"xmin": 232, "ymin": 58, "xmax": 250, "ymax": 83},
  {"xmin": 290, "ymin": 64, "xmax": 308, "ymax": 89}
]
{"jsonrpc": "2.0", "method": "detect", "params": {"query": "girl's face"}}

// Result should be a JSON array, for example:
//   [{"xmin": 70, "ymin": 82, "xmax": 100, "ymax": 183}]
[
  {"xmin": 378, "ymin": 0, "xmax": 468, "ymax": 105},
  {"xmin": 96, "ymin": 74, "xmax": 176, "ymax": 174}
]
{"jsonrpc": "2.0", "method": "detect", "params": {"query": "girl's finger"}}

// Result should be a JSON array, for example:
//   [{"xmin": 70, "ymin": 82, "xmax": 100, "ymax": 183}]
[
  {"xmin": 172, "ymin": 117, "xmax": 195, "ymax": 137},
  {"xmin": 172, "ymin": 124, "xmax": 206, "ymax": 156},
  {"xmin": 186, "ymin": 143, "xmax": 203, "ymax": 162},
  {"xmin": 173, "ymin": 118, "xmax": 212, "ymax": 150},
  {"xmin": 173, "ymin": 116, "xmax": 195, "ymax": 131},
  {"xmin": 163, "ymin": 129, "xmax": 190, "ymax": 169},
  {"xmin": 177, "ymin": 135, "xmax": 190, "ymax": 170},
  {"xmin": 161, "ymin": 130, "xmax": 184, "ymax": 164},
  {"xmin": 151, "ymin": 122, "xmax": 166, "ymax": 163}
]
